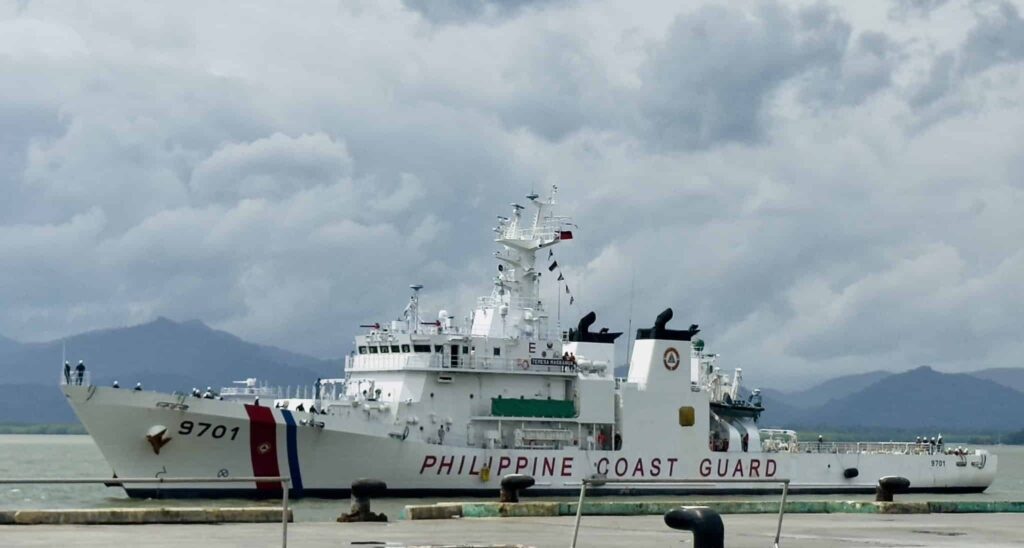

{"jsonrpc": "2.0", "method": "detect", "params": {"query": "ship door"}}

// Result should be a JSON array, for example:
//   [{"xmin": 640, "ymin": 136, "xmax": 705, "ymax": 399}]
[{"xmin": 450, "ymin": 345, "xmax": 459, "ymax": 368}]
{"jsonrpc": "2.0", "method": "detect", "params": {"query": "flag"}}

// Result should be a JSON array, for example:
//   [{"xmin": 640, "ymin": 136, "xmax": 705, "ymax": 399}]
[
  {"xmin": 557, "ymin": 273, "xmax": 564, "ymax": 281},
  {"xmin": 548, "ymin": 261, "xmax": 558, "ymax": 271},
  {"xmin": 559, "ymin": 230, "xmax": 573, "ymax": 240}
]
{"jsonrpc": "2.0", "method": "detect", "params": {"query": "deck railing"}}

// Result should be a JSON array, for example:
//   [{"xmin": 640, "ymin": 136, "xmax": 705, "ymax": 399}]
[
  {"xmin": 0, "ymin": 476, "xmax": 292, "ymax": 547},
  {"xmin": 349, "ymin": 354, "xmax": 578, "ymax": 374}
]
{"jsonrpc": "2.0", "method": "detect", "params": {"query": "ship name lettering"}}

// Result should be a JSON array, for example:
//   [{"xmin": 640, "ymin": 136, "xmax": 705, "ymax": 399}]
[
  {"xmin": 419, "ymin": 455, "xmax": 574, "ymax": 477},
  {"xmin": 595, "ymin": 457, "xmax": 678, "ymax": 478},
  {"xmin": 698, "ymin": 458, "xmax": 776, "ymax": 478}
]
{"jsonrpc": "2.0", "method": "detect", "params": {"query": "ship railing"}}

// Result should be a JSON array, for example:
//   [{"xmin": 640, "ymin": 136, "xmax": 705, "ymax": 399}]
[
  {"xmin": 794, "ymin": 441, "xmax": 925, "ymax": 455},
  {"xmin": 570, "ymin": 477, "xmax": 790, "ymax": 548},
  {"xmin": 498, "ymin": 220, "xmax": 565, "ymax": 242},
  {"xmin": 350, "ymin": 354, "xmax": 578, "ymax": 374},
  {"xmin": 59, "ymin": 371, "xmax": 91, "ymax": 387},
  {"xmin": 0, "ymin": 476, "xmax": 292, "ymax": 547}
]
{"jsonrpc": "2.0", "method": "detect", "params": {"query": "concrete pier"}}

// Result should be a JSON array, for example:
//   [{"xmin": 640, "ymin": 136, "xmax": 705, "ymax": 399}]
[
  {"xmin": 404, "ymin": 499, "xmax": 1024, "ymax": 519},
  {"xmin": 0, "ymin": 507, "xmax": 291, "ymax": 525},
  {"xmin": 2, "ymin": 513, "xmax": 1024, "ymax": 547}
]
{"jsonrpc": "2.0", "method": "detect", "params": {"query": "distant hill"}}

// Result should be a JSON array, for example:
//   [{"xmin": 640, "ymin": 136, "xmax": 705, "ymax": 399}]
[
  {"xmin": 0, "ymin": 318, "xmax": 344, "ymax": 424},
  {"xmin": 795, "ymin": 366, "xmax": 1024, "ymax": 432},
  {"xmin": 970, "ymin": 368, "xmax": 1024, "ymax": 393},
  {"xmin": 781, "ymin": 370, "xmax": 893, "ymax": 408}
]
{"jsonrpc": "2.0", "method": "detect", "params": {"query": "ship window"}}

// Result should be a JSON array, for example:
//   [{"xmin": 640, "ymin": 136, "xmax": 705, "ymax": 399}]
[
  {"xmin": 380, "ymin": 346, "xmax": 389, "ymax": 353},
  {"xmin": 358, "ymin": 346, "xmax": 367, "ymax": 354},
  {"xmin": 368, "ymin": 346, "xmax": 379, "ymax": 354},
  {"xmin": 401, "ymin": 344, "xmax": 411, "ymax": 353},
  {"xmin": 414, "ymin": 345, "xmax": 431, "ymax": 353},
  {"xmin": 678, "ymin": 406, "xmax": 695, "ymax": 427},
  {"xmin": 434, "ymin": 345, "xmax": 443, "ymax": 353},
  {"xmin": 493, "ymin": 347, "xmax": 500, "ymax": 357},
  {"xmin": 462, "ymin": 346, "xmax": 469, "ymax": 354},
  {"xmin": 391, "ymin": 345, "xmax": 400, "ymax": 353}
]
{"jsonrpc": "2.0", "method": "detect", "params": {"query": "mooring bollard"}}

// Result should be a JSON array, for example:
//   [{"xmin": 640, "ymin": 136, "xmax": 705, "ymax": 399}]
[
  {"xmin": 875, "ymin": 476, "xmax": 911, "ymax": 502},
  {"xmin": 664, "ymin": 506, "xmax": 724, "ymax": 548},
  {"xmin": 499, "ymin": 474, "xmax": 535, "ymax": 503},
  {"xmin": 337, "ymin": 478, "xmax": 388, "ymax": 522}
]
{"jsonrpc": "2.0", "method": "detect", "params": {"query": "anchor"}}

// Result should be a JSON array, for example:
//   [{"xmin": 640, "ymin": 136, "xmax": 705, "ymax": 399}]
[{"xmin": 145, "ymin": 425, "xmax": 172, "ymax": 455}]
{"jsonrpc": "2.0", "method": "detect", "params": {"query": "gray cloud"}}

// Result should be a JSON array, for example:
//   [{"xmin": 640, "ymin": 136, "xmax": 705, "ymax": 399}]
[
  {"xmin": 909, "ymin": 1, "xmax": 1024, "ymax": 113},
  {"xmin": 638, "ymin": 2, "xmax": 850, "ymax": 149},
  {"xmin": 401, "ymin": 0, "xmax": 564, "ymax": 24},
  {"xmin": 2, "ymin": 0, "xmax": 1024, "ymax": 387},
  {"xmin": 889, "ymin": 0, "xmax": 951, "ymax": 20}
]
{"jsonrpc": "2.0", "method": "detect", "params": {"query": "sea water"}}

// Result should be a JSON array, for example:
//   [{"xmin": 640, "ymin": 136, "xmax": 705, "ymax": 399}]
[{"xmin": 1, "ymin": 435, "xmax": 1022, "ymax": 522}]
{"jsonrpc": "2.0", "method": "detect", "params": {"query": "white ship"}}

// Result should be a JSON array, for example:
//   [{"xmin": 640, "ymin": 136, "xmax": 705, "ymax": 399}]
[{"xmin": 61, "ymin": 187, "xmax": 995, "ymax": 498}]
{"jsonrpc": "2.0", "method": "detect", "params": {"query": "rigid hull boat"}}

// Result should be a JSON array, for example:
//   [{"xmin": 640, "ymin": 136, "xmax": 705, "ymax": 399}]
[{"xmin": 61, "ymin": 188, "xmax": 995, "ymax": 498}]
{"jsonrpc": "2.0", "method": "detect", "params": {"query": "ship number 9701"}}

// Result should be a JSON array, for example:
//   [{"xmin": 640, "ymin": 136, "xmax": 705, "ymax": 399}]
[{"xmin": 179, "ymin": 421, "xmax": 240, "ymax": 440}]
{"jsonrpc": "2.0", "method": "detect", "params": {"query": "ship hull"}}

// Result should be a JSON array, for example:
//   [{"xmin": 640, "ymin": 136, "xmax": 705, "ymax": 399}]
[{"xmin": 64, "ymin": 385, "xmax": 997, "ymax": 499}]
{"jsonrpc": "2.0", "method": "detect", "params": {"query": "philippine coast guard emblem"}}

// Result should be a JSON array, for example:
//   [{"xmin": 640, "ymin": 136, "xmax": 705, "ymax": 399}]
[
  {"xmin": 258, "ymin": 442, "xmax": 272, "ymax": 455},
  {"xmin": 663, "ymin": 347, "xmax": 680, "ymax": 371}
]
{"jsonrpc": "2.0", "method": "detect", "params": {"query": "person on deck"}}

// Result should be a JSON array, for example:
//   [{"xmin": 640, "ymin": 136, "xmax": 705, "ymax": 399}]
[
  {"xmin": 63, "ymin": 362, "xmax": 71, "ymax": 384},
  {"xmin": 75, "ymin": 361, "xmax": 86, "ymax": 385}
]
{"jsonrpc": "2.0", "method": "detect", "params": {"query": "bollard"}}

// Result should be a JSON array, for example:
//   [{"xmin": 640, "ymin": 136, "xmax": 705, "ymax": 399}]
[
  {"xmin": 664, "ymin": 506, "xmax": 724, "ymax": 548},
  {"xmin": 337, "ymin": 479, "xmax": 388, "ymax": 522},
  {"xmin": 499, "ymin": 474, "xmax": 535, "ymax": 503},
  {"xmin": 875, "ymin": 476, "xmax": 911, "ymax": 502}
]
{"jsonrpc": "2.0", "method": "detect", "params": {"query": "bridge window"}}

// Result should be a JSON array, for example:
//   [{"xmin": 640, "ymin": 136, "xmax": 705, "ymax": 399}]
[
  {"xmin": 414, "ymin": 344, "xmax": 431, "ymax": 353},
  {"xmin": 368, "ymin": 346, "xmax": 379, "ymax": 354},
  {"xmin": 493, "ymin": 347, "xmax": 501, "ymax": 357},
  {"xmin": 358, "ymin": 346, "xmax": 367, "ymax": 354},
  {"xmin": 401, "ymin": 344, "xmax": 411, "ymax": 353},
  {"xmin": 434, "ymin": 345, "xmax": 443, "ymax": 353},
  {"xmin": 380, "ymin": 346, "xmax": 389, "ymax": 353},
  {"xmin": 391, "ymin": 345, "xmax": 400, "ymax": 353}
]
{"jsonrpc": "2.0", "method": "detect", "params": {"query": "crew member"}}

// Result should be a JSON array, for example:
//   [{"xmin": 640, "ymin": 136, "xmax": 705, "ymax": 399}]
[
  {"xmin": 75, "ymin": 361, "xmax": 86, "ymax": 385},
  {"xmin": 134, "ymin": 382, "xmax": 143, "ymax": 391},
  {"xmin": 63, "ymin": 361, "xmax": 71, "ymax": 384},
  {"xmin": 112, "ymin": 380, "xmax": 120, "ymax": 388}
]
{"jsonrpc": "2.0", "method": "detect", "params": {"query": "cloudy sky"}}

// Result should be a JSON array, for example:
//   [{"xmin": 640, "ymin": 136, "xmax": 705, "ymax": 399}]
[{"xmin": 2, "ymin": 0, "xmax": 1023, "ymax": 387}]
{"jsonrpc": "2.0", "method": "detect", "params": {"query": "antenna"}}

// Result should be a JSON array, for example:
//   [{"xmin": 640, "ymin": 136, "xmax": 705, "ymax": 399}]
[{"xmin": 625, "ymin": 265, "xmax": 636, "ymax": 368}]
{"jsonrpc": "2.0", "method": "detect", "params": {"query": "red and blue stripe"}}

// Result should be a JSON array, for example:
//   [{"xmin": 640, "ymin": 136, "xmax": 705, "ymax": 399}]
[{"xmin": 244, "ymin": 404, "xmax": 303, "ymax": 495}]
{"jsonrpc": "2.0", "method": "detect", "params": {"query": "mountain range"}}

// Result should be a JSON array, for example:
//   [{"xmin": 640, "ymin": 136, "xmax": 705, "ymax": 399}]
[
  {"xmin": 0, "ymin": 318, "xmax": 342, "ymax": 424},
  {"xmin": 2, "ymin": 319, "xmax": 1024, "ymax": 435},
  {"xmin": 757, "ymin": 366, "xmax": 1024, "ymax": 433}
]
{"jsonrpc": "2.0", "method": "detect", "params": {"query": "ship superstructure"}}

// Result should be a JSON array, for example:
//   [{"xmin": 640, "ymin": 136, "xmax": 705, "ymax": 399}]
[{"xmin": 60, "ymin": 187, "xmax": 996, "ymax": 498}]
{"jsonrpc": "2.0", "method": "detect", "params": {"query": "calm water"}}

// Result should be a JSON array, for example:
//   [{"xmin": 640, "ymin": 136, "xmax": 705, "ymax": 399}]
[{"xmin": 2, "ymin": 435, "xmax": 1023, "ymax": 521}]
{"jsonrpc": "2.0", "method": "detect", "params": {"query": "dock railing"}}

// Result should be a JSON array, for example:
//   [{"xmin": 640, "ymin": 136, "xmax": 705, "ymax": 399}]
[
  {"xmin": 570, "ymin": 477, "xmax": 790, "ymax": 548},
  {"xmin": 0, "ymin": 476, "xmax": 292, "ymax": 547}
]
